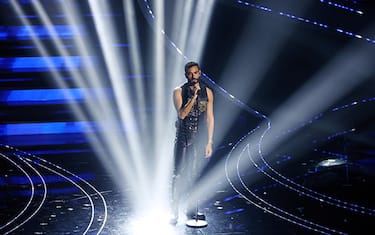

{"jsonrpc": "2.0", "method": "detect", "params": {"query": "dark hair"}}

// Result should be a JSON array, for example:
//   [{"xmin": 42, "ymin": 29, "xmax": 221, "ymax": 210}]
[{"xmin": 184, "ymin": 61, "xmax": 200, "ymax": 73}]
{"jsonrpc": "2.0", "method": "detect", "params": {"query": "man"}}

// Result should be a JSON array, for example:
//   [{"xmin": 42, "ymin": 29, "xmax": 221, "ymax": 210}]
[{"xmin": 171, "ymin": 61, "xmax": 214, "ymax": 223}]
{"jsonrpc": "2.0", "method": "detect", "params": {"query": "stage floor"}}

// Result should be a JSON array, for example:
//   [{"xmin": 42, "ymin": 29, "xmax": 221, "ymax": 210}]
[{"xmin": 1, "ymin": 121, "xmax": 374, "ymax": 235}]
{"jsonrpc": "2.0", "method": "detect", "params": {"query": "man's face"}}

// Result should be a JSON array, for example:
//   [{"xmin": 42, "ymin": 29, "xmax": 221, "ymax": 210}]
[{"xmin": 186, "ymin": 65, "xmax": 201, "ymax": 84}]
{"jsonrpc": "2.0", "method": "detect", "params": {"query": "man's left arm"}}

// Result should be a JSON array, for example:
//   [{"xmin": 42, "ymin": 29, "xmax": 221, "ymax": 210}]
[{"xmin": 205, "ymin": 87, "xmax": 214, "ymax": 157}]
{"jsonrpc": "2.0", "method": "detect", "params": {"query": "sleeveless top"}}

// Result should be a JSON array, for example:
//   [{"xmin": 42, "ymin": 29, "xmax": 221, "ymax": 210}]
[{"xmin": 175, "ymin": 82, "xmax": 208, "ymax": 145}]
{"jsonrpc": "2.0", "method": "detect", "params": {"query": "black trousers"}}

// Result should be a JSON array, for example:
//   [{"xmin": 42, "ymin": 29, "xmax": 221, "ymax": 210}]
[{"xmin": 171, "ymin": 136, "xmax": 209, "ymax": 215}]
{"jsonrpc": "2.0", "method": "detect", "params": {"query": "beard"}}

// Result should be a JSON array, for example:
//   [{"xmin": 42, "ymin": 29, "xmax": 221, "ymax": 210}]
[{"xmin": 188, "ymin": 78, "xmax": 199, "ymax": 86}]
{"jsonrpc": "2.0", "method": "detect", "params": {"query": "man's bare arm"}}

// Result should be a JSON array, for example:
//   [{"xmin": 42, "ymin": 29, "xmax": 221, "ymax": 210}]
[
  {"xmin": 205, "ymin": 87, "xmax": 214, "ymax": 157},
  {"xmin": 173, "ymin": 85, "xmax": 199, "ymax": 119}
]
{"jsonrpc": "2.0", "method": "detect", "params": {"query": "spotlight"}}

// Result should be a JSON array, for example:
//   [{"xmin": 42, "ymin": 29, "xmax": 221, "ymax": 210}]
[
  {"xmin": 316, "ymin": 158, "xmax": 347, "ymax": 167},
  {"xmin": 126, "ymin": 210, "xmax": 175, "ymax": 235}
]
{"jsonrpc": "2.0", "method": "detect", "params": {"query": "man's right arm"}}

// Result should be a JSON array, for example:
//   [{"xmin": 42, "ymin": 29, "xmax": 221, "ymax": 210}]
[{"xmin": 173, "ymin": 87, "xmax": 198, "ymax": 120}]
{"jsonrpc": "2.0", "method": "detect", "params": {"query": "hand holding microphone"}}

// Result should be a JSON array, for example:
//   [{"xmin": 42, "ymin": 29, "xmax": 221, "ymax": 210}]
[{"xmin": 193, "ymin": 83, "xmax": 201, "ymax": 97}]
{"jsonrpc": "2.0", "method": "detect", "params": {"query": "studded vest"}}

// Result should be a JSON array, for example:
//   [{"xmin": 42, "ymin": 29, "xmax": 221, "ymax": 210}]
[{"xmin": 175, "ymin": 82, "xmax": 208, "ymax": 145}]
